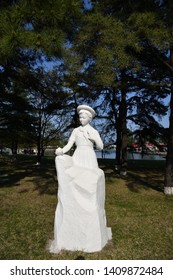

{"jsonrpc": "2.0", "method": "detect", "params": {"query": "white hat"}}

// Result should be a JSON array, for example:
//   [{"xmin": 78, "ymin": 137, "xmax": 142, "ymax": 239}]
[{"xmin": 77, "ymin": 105, "xmax": 96, "ymax": 118}]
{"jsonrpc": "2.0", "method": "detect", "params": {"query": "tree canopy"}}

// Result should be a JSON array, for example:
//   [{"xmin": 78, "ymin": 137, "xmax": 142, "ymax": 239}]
[{"xmin": 0, "ymin": 0, "xmax": 172, "ymax": 193}]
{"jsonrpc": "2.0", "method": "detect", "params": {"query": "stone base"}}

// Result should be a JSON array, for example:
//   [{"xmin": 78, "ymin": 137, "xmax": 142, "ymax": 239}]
[{"xmin": 164, "ymin": 187, "xmax": 173, "ymax": 195}]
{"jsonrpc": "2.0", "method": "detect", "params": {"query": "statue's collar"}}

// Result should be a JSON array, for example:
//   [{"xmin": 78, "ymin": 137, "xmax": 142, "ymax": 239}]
[{"xmin": 79, "ymin": 124, "xmax": 91, "ymax": 132}]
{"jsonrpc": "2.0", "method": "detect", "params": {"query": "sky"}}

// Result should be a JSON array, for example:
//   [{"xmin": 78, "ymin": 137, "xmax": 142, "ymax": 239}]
[
  {"xmin": 160, "ymin": 113, "xmax": 169, "ymax": 128},
  {"xmin": 160, "ymin": 96, "xmax": 170, "ymax": 128}
]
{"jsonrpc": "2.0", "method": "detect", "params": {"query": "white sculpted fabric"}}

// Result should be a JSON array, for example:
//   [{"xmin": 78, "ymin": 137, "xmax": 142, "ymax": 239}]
[{"xmin": 49, "ymin": 117, "xmax": 112, "ymax": 253}]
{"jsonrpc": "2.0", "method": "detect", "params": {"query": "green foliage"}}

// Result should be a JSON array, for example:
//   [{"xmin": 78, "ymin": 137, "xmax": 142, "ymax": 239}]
[
  {"xmin": 128, "ymin": 12, "xmax": 171, "ymax": 51},
  {"xmin": 0, "ymin": 0, "xmax": 82, "ymax": 61},
  {"xmin": 0, "ymin": 0, "xmax": 171, "ymax": 179},
  {"xmin": 0, "ymin": 0, "xmax": 82, "ymax": 155},
  {"xmin": 77, "ymin": 11, "xmax": 142, "ymax": 85}
]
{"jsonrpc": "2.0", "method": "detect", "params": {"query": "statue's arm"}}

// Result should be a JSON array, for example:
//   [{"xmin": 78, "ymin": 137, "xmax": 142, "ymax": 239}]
[
  {"xmin": 94, "ymin": 131, "xmax": 104, "ymax": 150},
  {"xmin": 55, "ymin": 129, "xmax": 76, "ymax": 156},
  {"xmin": 88, "ymin": 130, "xmax": 104, "ymax": 150},
  {"xmin": 62, "ymin": 140, "xmax": 75, "ymax": 154}
]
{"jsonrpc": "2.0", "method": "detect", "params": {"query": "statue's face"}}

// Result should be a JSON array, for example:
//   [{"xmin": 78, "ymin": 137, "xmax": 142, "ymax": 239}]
[{"xmin": 79, "ymin": 112, "xmax": 91, "ymax": 126}]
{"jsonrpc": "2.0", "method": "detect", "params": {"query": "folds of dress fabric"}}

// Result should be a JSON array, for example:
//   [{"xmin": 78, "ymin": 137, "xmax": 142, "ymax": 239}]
[{"xmin": 49, "ymin": 155, "xmax": 112, "ymax": 253}]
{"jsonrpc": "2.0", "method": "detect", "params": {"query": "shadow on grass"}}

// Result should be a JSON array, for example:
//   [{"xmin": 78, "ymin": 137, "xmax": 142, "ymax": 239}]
[
  {"xmin": 125, "ymin": 171, "xmax": 164, "ymax": 193},
  {"xmin": 0, "ymin": 155, "xmax": 165, "ymax": 195},
  {"xmin": 0, "ymin": 155, "xmax": 35, "ymax": 188},
  {"xmin": 0, "ymin": 155, "xmax": 58, "ymax": 195},
  {"xmin": 126, "ymin": 160, "xmax": 165, "ymax": 193},
  {"xmin": 98, "ymin": 158, "xmax": 165, "ymax": 193}
]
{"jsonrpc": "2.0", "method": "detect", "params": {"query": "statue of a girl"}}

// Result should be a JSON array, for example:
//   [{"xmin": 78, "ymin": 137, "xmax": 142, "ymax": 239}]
[{"xmin": 49, "ymin": 105, "xmax": 112, "ymax": 253}]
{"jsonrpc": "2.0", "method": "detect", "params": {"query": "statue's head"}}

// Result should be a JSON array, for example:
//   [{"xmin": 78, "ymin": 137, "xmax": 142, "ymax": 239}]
[{"xmin": 77, "ymin": 105, "xmax": 96, "ymax": 126}]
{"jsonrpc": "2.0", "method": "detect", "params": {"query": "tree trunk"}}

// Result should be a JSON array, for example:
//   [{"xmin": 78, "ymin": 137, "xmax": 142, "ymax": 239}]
[
  {"xmin": 115, "ymin": 117, "xmax": 122, "ymax": 171},
  {"xmin": 120, "ymin": 85, "xmax": 128, "ymax": 176},
  {"xmin": 36, "ymin": 111, "xmax": 42, "ymax": 165},
  {"xmin": 41, "ymin": 148, "xmax": 45, "ymax": 157},
  {"xmin": 164, "ymin": 85, "xmax": 173, "ymax": 194},
  {"xmin": 36, "ymin": 141, "xmax": 41, "ymax": 165},
  {"xmin": 110, "ymin": 89, "xmax": 121, "ymax": 170},
  {"xmin": 115, "ymin": 91, "xmax": 128, "ymax": 174},
  {"xmin": 11, "ymin": 140, "xmax": 18, "ymax": 155},
  {"xmin": 164, "ymin": 4, "xmax": 173, "ymax": 194}
]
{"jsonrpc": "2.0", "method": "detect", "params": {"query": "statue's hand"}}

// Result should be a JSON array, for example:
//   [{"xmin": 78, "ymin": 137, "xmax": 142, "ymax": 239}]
[
  {"xmin": 55, "ymin": 147, "xmax": 63, "ymax": 156},
  {"xmin": 87, "ymin": 131, "xmax": 95, "ymax": 143}
]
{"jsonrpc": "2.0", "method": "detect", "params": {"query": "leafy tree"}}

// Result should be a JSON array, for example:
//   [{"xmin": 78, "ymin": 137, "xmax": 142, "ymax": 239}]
[
  {"xmin": 0, "ymin": 0, "xmax": 82, "ymax": 61},
  {"xmin": 0, "ymin": 51, "xmax": 36, "ymax": 154},
  {"xmin": 27, "ymin": 66, "xmax": 69, "ymax": 163},
  {"xmin": 0, "ymin": 0, "xmax": 82, "ymax": 158},
  {"xmin": 125, "ymin": 0, "xmax": 173, "ymax": 193},
  {"xmin": 73, "ymin": 0, "xmax": 168, "ymax": 174}
]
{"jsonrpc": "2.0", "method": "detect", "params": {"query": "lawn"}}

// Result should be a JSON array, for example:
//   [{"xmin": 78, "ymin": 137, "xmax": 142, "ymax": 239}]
[{"xmin": 0, "ymin": 155, "xmax": 173, "ymax": 260}]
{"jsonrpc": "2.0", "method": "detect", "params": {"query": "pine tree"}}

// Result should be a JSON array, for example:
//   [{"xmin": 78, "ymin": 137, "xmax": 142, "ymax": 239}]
[
  {"xmin": 126, "ymin": 0, "xmax": 173, "ymax": 193},
  {"xmin": 74, "ymin": 0, "xmax": 168, "ymax": 174},
  {"xmin": 0, "ymin": 0, "xmax": 82, "ymax": 157}
]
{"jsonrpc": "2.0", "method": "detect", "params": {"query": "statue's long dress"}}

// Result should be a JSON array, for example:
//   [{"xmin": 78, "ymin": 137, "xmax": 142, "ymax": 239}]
[{"xmin": 49, "ymin": 125, "xmax": 112, "ymax": 253}]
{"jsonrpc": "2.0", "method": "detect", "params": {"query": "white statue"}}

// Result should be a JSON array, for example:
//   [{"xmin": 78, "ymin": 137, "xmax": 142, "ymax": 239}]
[{"xmin": 49, "ymin": 105, "xmax": 112, "ymax": 253}]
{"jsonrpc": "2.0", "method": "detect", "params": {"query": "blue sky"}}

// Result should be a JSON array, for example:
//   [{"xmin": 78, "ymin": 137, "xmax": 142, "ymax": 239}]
[{"xmin": 161, "ymin": 96, "xmax": 170, "ymax": 128}]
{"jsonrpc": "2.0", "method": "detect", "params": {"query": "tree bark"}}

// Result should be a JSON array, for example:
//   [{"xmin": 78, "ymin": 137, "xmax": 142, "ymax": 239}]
[
  {"xmin": 164, "ymin": 42, "xmax": 173, "ymax": 193},
  {"xmin": 11, "ymin": 140, "xmax": 18, "ymax": 155},
  {"xmin": 164, "ymin": 3, "xmax": 173, "ymax": 194},
  {"xmin": 164, "ymin": 51, "xmax": 173, "ymax": 194},
  {"xmin": 120, "ymin": 86, "xmax": 128, "ymax": 175},
  {"xmin": 115, "ymin": 89, "xmax": 128, "ymax": 174},
  {"xmin": 109, "ymin": 88, "xmax": 121, "ymax": 169},
  {"xmin": 36, "ymin": 110, "xmax": 42, "ymax": 165},
  {"xmin": 115, "ymin": 116, "xmax": 122, "ymax": 170}
]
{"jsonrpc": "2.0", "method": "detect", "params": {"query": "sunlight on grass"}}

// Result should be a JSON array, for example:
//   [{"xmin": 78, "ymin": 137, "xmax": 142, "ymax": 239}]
[{"xmin": 0, "ymin": 155, "xmax": 173, "ymax": 259}]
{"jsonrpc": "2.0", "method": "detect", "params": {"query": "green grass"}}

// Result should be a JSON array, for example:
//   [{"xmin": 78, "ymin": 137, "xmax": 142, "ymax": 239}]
[{"xmin": 0, "ymin": 155, "xmax": 173, "ymax": 260}]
